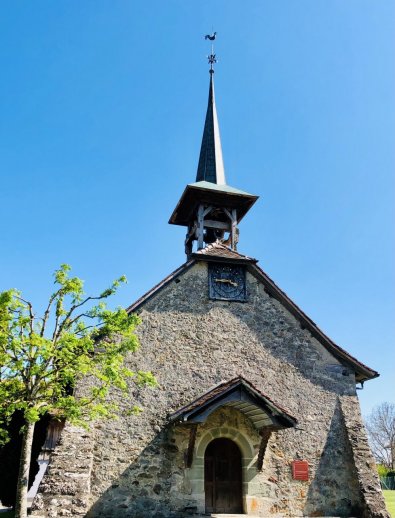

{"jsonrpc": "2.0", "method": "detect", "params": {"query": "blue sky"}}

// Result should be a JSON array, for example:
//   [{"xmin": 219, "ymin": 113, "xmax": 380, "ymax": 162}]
[{"xmin": 0, "ymin": 1, "xmax": 394, "ymax": 416}]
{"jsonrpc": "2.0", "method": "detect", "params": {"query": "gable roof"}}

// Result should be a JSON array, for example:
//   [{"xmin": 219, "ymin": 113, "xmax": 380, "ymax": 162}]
[
  {"xmin": 192, "ymin": 241, "xmax": 257, "ymax": 262},
  {"xmin": 169, "ymin": 376, "xmax": 297, "ymax": 430},
  {"xmin": 248, "ymin": 263, "xmax": 378, "ymax": 383},
  {"xmin": 126, "ymin": 245, "xmax": 378, "ymax": 383}
]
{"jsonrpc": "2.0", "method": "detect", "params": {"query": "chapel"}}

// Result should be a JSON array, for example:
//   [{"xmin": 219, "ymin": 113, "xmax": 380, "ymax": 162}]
[{"xmin": 31, "ymin": 48, "xmax": 389, "ymax": 518}]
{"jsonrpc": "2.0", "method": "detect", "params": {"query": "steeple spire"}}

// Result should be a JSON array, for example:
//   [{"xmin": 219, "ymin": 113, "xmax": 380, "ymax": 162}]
[
  {"xmin": 169, "ymin": 35, "xmax": 258, "ymax": 257},
  {"xmin": 196, "ymin": 40, "xmax": 226, "ymax": 185}
]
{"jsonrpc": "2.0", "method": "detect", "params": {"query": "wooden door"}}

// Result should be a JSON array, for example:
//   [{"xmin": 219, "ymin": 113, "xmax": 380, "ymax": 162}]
[{"xmin": 204, "ymin": 438, "xmax": 242, "ymax": 514}]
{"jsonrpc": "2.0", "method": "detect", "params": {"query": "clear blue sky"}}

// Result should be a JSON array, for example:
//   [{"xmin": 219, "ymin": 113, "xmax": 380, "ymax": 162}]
[{"xmin": 0, "ymin": 1, "xmax": 394, "ymax": 416}]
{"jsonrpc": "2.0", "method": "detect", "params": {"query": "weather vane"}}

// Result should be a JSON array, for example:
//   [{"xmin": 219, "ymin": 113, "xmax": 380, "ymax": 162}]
[{"xmin": 204, "ymin": 31, "xmax": 217, "ymax": 73}]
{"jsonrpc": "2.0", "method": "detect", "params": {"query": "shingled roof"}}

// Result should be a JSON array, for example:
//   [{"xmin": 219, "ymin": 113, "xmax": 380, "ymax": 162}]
[
  {"xmin": 169, "ymin": 376, "xmax": 297, "ymax": 430},
  {"xmin": 126, "ymin": 244, "xmax": 378, "ymax": 383},
  {"xmin": 192, "ymin": 241, "xmax": 257, "ymax": 262}
]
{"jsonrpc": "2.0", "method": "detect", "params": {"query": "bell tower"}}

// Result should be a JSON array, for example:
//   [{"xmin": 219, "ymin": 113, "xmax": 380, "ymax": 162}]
[{"xmin": 169, "ymin": 40, "xmax": 258, "ymax": 258}]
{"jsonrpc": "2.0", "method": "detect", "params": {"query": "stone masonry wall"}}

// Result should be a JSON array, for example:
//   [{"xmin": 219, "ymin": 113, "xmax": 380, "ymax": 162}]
[
  {"xmin": 31, "ymin": 424, "xmax": 94, "ymax": 517},
  {"xmin": 32, "ymin": 261, "xmax": 388, "ymax": 517}
]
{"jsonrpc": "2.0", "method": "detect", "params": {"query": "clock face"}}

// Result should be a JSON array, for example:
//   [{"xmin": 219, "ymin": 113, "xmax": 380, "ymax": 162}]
[{"xmin": 208, "ymin": 264, "xmax": 246, "ymax": 301}]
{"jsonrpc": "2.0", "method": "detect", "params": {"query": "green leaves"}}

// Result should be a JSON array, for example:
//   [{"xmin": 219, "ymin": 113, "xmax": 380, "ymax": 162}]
[
  {"xmin": 99, "ymin": 275, "xmax": 127, "ymax": 298},
  {"xmin": 53, "ymin": 264, "xmax": 84, "ymax": 303},
  {"xmin": 0, "ymin": 264, "xmax": 156, "ymax": 442}
]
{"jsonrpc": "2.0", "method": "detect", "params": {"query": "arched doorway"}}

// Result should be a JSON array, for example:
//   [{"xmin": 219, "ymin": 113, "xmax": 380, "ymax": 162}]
[{"xmin": 204, "ymin": 438, "xmax": 243, "ymax": 514}]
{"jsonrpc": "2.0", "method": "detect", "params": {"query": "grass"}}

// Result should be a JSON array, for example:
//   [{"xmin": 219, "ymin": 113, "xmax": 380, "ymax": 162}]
[{"xmin": 384, "ymin": 490, "xmax": 395, "ymax": 517}]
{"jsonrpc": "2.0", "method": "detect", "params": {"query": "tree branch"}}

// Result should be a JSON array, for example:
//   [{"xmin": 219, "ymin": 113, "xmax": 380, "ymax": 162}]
[
  {"xmin": 40, "ymin": 289, "xmax": 62, "ymax": 337},
  {"xmin": 53, "ymin": 296, "xmax": 104, "ymax": 343}
]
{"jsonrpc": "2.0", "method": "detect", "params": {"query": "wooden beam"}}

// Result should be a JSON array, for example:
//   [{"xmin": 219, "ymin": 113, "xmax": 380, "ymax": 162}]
[
  {"xmin": 185, "ymin": 424, "xmax": 198, "ymax": 468},
  {"xmin": 186, "ymin": 222, "xmax": 197, "ymax": 239},
  {"xmin": 223, "ymin": 208, "xmax": 232, "ymax": 221},
  {"xmin": 203, "ymin": 219, "xmax": 231, "ymax": 230},
  {"xmin": 257, "ymin": 427, "xmax": 275, "ymax": 471},
  {"xmin": 203, "ymin": 205, "xmax": 213, "ymax": 218}
]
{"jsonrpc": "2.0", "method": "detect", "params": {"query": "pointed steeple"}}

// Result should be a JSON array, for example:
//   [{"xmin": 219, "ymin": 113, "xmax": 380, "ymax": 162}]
[
  {"xmin": 196, "ymin": 72, "xmax": 226, "ymax": 185},
  {"xmin": 169, "ymin": 38, "xmax": 258, "ymax": 258}
]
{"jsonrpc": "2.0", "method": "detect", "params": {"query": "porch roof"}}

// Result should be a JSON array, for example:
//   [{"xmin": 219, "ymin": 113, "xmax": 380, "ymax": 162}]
[{"xmin": 169, "ymin": 376, "xmax": 297, "ymax": 431}]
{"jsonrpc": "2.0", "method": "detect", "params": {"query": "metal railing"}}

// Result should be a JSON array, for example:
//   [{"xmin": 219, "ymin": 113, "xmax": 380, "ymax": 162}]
[{"xmin": 380, "ymin": 476, "xmax": 395, "ymax": 490}]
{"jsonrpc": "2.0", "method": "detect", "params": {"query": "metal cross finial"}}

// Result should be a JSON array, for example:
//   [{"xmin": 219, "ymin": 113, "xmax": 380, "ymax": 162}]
[
  {"xmin": 208, "ymin": 51, "xmax": 217, "ymax": 73},
  {"xmin": 204, "ymin": 31, "xmax": 217, "ymax": 74}
]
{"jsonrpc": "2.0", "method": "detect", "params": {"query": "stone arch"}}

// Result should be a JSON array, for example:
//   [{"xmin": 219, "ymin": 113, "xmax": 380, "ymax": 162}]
[
  {"xmin": 188, "ymin": 424, "xmax": 258, "ymax": 514},
  {"xmin": 196, "ymin": 425, "xmax": 255, "ymax": 460}
]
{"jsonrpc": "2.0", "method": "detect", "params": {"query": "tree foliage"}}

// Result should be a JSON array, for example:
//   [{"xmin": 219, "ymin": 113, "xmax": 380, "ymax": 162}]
[
  {"xmin": 365, "ymin": 402, "xmax": 395, "ymax": 470},
  {"xmin": 0, "ymin": 264, "xmax": 156, "ymax": 436},
  {"xmin": 0, "ymin": 264, "xmax": 156, "ymax": 518}
]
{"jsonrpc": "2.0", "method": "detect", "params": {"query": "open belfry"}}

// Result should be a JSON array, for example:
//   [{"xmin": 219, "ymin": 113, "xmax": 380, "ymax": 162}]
[{"xmin": 32, "ymin": 41, "xmax": 389, "ymax": 518}]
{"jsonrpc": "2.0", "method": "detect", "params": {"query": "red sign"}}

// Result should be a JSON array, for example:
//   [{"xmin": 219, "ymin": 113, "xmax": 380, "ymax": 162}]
[{"xmin": 292, "ymin": 460, "xmax": 309, "ymax": 481}]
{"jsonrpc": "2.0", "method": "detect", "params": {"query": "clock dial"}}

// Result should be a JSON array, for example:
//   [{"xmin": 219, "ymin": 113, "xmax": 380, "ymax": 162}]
[{"xmin": 208, "ymin": 264, "xmax": 246, "ymax": 301}]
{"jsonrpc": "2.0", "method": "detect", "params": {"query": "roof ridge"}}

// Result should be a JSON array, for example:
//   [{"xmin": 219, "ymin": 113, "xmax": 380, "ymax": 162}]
[{"xmin": 194, "ymin": 241, "xmax": 256, "ymax": 261}]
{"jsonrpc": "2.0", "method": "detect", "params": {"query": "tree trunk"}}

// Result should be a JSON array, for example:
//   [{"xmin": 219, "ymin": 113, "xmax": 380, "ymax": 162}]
[{"xmin": 14, "ymin": 420, "xmax": 35, "ymax": 518}]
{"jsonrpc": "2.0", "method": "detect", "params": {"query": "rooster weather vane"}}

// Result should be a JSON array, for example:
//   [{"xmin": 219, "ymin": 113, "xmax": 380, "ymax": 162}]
[{"xmin": 204, "ymin": 31, "xmax": 217, "ymax": 73}]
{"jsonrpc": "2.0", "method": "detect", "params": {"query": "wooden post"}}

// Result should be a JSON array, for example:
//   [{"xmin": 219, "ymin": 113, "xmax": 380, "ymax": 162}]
[
  {"xmin": 231, "ymin": 209, "xmax": 237, "ymax": 250},
  {"xmin": 223, "ymin": 208, "xmax": 238, "ymax": 250},
  {"xmin": 185, "ymin": 424, "xmax": 198, "ymax": 468},
  {"xmin": 185, "ymin": 237, "xmax": 192, "ymax": 258},
  {"xmin": 197, "ymin": 205, "xmax": 204, "ymax": 249},
  {"xmin": 185, "ymin": 224, "xmax": 195, "ymax": 257}
]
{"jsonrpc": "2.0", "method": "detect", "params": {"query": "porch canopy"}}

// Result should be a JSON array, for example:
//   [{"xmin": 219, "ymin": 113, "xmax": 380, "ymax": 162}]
[{"xmin": 169, "ymin": 376, "xmax": 297, "ymax": 431}]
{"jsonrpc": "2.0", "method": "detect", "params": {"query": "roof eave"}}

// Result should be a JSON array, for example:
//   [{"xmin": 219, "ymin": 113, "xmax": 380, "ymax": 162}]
[
  {"xmin": 169, "ymin": 377, "xmax": 297, "ymax": 428},
  {"xmin": 169, "ymin": 183, "xmax": 259, "ymax": 227},
  {"xmin": 247, "ymin": 263, "xmax": 379, "ymax": 382},
  {"xmin": 126, "ymin": 260, "xmax": 195, "ymax": 313},
  {"xmin": 192, "ymin": 252, "xmax": 257, "ymax": 265}
]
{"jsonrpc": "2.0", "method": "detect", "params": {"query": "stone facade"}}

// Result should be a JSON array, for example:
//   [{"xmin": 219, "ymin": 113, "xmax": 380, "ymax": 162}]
[{"xmin": 31, "ymin": 261, "xmax": 389, "ymax": 517}]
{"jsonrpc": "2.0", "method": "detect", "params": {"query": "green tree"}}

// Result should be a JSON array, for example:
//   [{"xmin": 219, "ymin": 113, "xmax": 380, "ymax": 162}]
[{"xmin": 0, "ymin": 265, "xmax": 156, "ymax": 518}]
